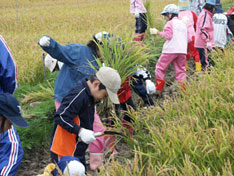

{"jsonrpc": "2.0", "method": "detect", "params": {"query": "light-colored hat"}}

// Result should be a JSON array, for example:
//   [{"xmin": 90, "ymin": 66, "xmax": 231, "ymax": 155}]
[
  {"xmin": 206, "ymin": 0, "xmax": 216, "ymax": 6},
  {"xmin": 44, "ymin": 54, "xmax": 63, "ymax": 72},
  {"xmin": 96, "ymin": 66, "xmax": 121, "ymax": 104},
  {"xmin": 63, "ymin": 160, "xmax": 85, "ymax": 176},
  {"xmin": 178, "ymin": 0, "xmax": 190, "ymax": 10},
  {"xmin": 161, "ymin": 4, "xmax": 179, "ymax": 15}
]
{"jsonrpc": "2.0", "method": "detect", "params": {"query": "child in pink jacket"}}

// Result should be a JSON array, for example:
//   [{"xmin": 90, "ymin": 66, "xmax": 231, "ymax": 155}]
[
  {"xmin": 178, "ymin": 0, "xmax": 201, "ymax": 71},
  {"xmin": 130, "ymin": 0, "xmax": 147, "ymax": 41},
  {"xmin": 150, "ymin": 4, "xmax": 188, "ymax": 93},
  {"xmin": 195, "ymin": 0, "xmax": 216, "ymax": 70}
]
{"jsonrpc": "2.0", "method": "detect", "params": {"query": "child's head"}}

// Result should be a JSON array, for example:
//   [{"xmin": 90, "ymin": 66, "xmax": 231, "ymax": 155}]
[
  {"xmin": 161, "ymin": 4, "xmax": 179, "ymax": 21},
  {"xmin": 88, "ymin": 67, "xmax": 121, "ymax": 104},
  {"xmin": 203, "ymin": 0, "xmax": 216, "ymax": 13},
  {"xmin": 178, "ymin": 0, "xmax": 190, "ymax": 11},
  {"xmin": 63, "ymin": 160, "xmax": 85, "ymax": 176},
  {"xmin": 0, "ymin": 93, "xmax": 29, "ymax": 132}
]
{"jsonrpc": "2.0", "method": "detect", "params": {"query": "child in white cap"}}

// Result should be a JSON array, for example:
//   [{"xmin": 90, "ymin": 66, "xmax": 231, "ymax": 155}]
[
  {"xmin": 49, "ymin": 67, "xmax": 121, "ymax": 170},
  {"xmin": 150, "ymin": 4, "xmax": 188, "ymax": 93},
  {"xmin": 0, "ymin": 93, "xmax": 29, "ymax": 176}
]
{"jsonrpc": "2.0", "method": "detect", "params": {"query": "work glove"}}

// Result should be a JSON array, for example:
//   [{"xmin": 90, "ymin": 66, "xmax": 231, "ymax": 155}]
[
  {"xmin": 206, "ymin": 42, "xmax": 213, "ymax": 50},
  {"xmin": 78, "ymin": 128, "xmax": 96, "ymax": 144},
  {"xmin": 134, "ymin": 8, "xmax": 140, "ymax": 18},
  {"xmin": 150, "ymin": 28, "xmax": 159, "ymax": 35},
  {"xmin": 145, "ymin": 79, "xmax": 156, "ymax": 94},
  {"xmin": 39, "ymin": 36, "xmax": 50, "ymax": 47}
]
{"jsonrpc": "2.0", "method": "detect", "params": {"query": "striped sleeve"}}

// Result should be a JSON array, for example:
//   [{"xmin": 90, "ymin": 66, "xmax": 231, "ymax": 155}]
[
  {"xmin": 0, "ymin": 35, "xmax": 18, "ymax": 94},
  {"xmin": 54, "ymin": 87, "xmax": 86, "ymax": 135},
  {"xmin": 0, "ymin": 127, "xmax": 22, "ymax": 176}
]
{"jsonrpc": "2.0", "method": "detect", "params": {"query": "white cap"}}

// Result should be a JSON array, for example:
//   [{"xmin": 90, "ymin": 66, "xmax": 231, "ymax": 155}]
[
  {"xmin": 96, "ymin": 66, "xmax": 121, "ymax": 104},
  {"xmin": 161, "ymin": 4, "xmax": 179, "ymax": 15},
  {"xmin": 94, "ymin": 31, "xmax": 109, "ymax": 42},
  {"xmin": 44, "ymin": 54, "xmax": 63, "ymax": 72},
  {"xmin": 63, "ymin": 160, "xmax": 86, "ymax": 176}
]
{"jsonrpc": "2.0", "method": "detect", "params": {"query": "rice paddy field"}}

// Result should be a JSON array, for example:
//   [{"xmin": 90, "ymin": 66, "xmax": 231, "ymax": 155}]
[{"xmin": 1, "ymin": 0, "xmax": 234, "ymax": 175}]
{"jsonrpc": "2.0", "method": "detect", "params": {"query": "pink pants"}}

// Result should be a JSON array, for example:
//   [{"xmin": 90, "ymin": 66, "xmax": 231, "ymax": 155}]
[
  {"xmin": 155, "ymin": 53, "xmax": 186, "ymax": 84},
  {"xmin": 54, "ymin": 100, "xmax": 105, "ymax": 154}
]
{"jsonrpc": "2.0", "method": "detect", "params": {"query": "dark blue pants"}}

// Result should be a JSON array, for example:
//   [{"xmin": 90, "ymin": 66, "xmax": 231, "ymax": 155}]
[
  {"xmin": 132, "ymin": 76, "xmax": 154, "ymax": 106},
  {"xmin": 135, "ymin": 13, "xmax": 147, "ymax": 33}
]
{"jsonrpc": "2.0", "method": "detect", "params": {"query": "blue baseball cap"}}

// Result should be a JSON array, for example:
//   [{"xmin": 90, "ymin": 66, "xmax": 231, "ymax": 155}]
[
  {"xmin": 0, "ymin": 93, "xmax": 29, "ymax": 127},
  {"xmin": 206, "ymin": 0, "xmax": 216, "ymax": 6}
]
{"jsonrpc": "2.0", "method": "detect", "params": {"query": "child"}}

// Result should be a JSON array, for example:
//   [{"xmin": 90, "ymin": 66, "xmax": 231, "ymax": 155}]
[
  {"xmin": 194, "ymin": 0, "xmax": 216, "ymax": 70},
  {"xmin": 0, "ymin": 93, "xmax": 29, "ymax": 176},
  {"xmin": 39, "ymin": 32, "xmax": 112, "ymax": 171},
  {"xmin": 0, "ymin": 35, "xmax": 18, "ymax": 94},
  {"xmin": 150, "ymin": 4, "xmax": 188, "ymax": 93},
  {"xmin": 178, "ymin": 0, "xmax": 202, "ymax": 71},
  {"xmin": 212, "ymin": 0, "xmax": 229, "ymax": 50},
  {"xmin": 130, "ymin": 0, "xmax": 147, "ymax": 42},
  {"xmin": 49, "ymin": 67, "xmax": 121, "ymax": 168}
]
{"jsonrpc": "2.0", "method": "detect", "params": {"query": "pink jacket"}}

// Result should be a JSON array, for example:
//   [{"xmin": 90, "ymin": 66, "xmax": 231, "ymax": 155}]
[
  {"xmin": 195, "ymin": 9, "xmax": 215, "ymax": 48},
  {"xmin": 130, "ymin": 0, "xmax": 146, "ymax": 14},
  {"xmin": 159, "ymin": 17, "xmax": 188, "ymax": 54},
  {"xmin": 179, "ymin": 10, "xmax": 196, "ymax": 41}
]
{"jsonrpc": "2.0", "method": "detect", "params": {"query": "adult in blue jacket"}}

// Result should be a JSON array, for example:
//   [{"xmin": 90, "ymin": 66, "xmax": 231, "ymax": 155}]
[{"xmin": 0, "ymin": 35, "xmax": 17, "ymax": 94}]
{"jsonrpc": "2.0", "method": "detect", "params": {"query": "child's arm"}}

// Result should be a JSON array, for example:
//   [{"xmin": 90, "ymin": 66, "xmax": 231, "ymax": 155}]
[
  {"xmin": 0, "ymin": 36, "xmax": 17, "ymax": 94},
  {"xmin": 54, "ymin": 90, "xmax": 86, "ymax": 135},
  {"xmin": 38, "ymin": 35, "xmax": 81, "ymax": 67},
  {"xmin": 158, "ymin": 21, "xmax": 173, "ymax": 40},
  {"xmin": 199, "ymin": 14, "xmax": 213, "ymax": 42}
]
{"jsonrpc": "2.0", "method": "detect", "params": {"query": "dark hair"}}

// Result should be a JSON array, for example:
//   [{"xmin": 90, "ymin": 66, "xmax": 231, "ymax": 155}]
[
  {"xmin": 89, "ymin": 75, "xmax": 106, "ymax": 90},
  {"xmin": 203, "ymin": 3, "xmax": 216, "ymax": 13},
  {"xmin": 87, "ymin": 40, "xmax": 99, "ymax": 54},
  {"xmin": 163, "ymin": 13, "xmax": 178, "ymax": 20}
]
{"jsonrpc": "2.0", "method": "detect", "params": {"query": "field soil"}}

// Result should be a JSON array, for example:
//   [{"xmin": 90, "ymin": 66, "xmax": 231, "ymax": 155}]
[{"xmin": 17, "ymin": 60, "xmax": 196, "ymax": 176}]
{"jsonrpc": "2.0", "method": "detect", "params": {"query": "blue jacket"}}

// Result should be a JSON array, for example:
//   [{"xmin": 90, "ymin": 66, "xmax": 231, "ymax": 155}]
[
  {"xmin": 39, "ymin": 36, "xmax": 99, "ymax": 102},
  {"xmin": 0, "ymin": 126, "xmax": 24, "ymax": 176},
  {"xmin": 0, "ymin": 36, "xmax": 17, "ymax": 94}
]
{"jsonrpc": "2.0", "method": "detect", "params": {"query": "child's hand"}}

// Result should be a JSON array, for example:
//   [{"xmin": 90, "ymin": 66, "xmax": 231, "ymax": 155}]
[
  {"xmin": 206, "ymin": 42, "xmax": 213, "ymax": 50},
  {"xmin": 79, "ymin": 128, "xmax": 96, "ymax": 144},
  {"xmin": 135, "ymin": 8, "xmax": 140, "ymax": 18},
  {"xmin": 39, "ymin": 36, "xmax": 50, "ymax": 47},
  {"xmin": 150, "ymin": 28, "xmax": 159, "ymax": 35}
]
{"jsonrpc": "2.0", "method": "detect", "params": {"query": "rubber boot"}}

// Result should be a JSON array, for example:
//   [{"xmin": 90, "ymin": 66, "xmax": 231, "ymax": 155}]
[
  {"xmin": 89, "ymin": 153, "xmax": 103, "ymax": 171},
  {"xmin": 195, "ymin": 62, "xmax": 202, "ymax": 71},
  {"xmin": 133, "ymin": 33, "xmax": 142, "ymax": 42},
  {"xmin": 155, "ymin": 78, "xmax": 165, "ymax": 92}
]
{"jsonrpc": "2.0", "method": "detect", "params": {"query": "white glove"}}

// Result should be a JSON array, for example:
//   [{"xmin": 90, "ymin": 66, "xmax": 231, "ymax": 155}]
[
  {"xmin": 145, "ymin": 79, "xmax": 156, "ymax": 94},
  {"xmin": 150, "ymin": 28, "xmax": 159, "ymax": 35},
  {"xmin": 39, "ymin": 36, "xmax": 50, "ymax": 47},
  {"xmin": 78, "ymin": 128, "xmax": 96, "ymax": 144},
  {"xmin": 134, "ymin": 8, "xmax": 140, "ymax": 18},
  {"xmin": 206, "ymin": 42, "xmax": 213, "ymax": 50}
]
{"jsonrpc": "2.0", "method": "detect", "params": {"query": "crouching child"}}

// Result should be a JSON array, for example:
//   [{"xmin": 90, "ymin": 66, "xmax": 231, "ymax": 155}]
[{"xmin": 49, "ymin": 67, "xmax": 121, "ymax": 169}]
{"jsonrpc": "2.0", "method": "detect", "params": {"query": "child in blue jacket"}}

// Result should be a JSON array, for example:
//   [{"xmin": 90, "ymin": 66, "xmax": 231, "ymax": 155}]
[{"xmin": 0, "ymin": 93, "xmax": 29, "ymax": 176}]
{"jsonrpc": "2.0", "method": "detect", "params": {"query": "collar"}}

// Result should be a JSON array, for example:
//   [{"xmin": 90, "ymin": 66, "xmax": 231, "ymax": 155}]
[
  {"xmin": 82, "ymin": 78, "xmax": 94, "ymax": 102},
  {"xmin": 204, "ymin": 9, "xmax": 214, "ymax": 17}
]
